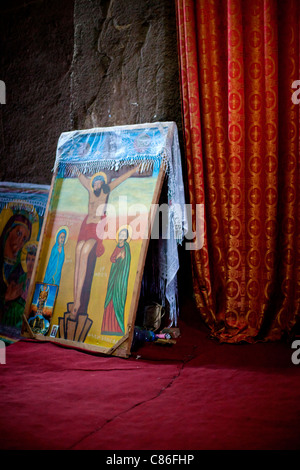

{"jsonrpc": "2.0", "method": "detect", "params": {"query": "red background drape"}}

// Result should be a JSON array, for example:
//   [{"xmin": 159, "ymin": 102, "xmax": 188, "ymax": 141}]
[{"xmin": 176, "ymin": 0, "xmax": 300, "ymax": 342}]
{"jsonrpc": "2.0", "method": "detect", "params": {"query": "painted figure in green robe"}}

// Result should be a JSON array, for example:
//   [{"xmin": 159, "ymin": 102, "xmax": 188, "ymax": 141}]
[{"xmin": 101, "ymin": 228, "xmax": 131, "ymax": 336}]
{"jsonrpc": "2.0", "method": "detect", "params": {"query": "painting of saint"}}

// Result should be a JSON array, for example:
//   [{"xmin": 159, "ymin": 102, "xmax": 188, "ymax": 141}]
[
  {"xmin": 43, "ymin": 227, "xmax": 68, "ymax": 286},
  {"xmin": 0, "ymin": 213, "xmax": 32, "ymax": 322},
  {"xmin": 101, "ymin": 226, "xmax": 132, "ymax": 336},
  {"xmin": 70, "ymin": 166, "xmax": 139, "ymax": 320},
  {"xmin": 0, "ymin": 241, "xmax": 37, "ymax": 329},
  {"xmin": 37, "ymin": 283, "xmax": 49, "ymax": 313},
  {"xmin": 28, "ymin": 282, "xmax": 58, "ymax": 335},
  {"xmin": 20, "ymin": 242, "xmax": 38, "ymax": 302}
]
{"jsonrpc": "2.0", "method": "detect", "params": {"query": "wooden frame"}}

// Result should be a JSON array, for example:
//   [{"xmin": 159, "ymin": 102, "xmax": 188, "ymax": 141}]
[{"xmin": 22, "ymin": 123, "xmax": 174, "ymax": 357}]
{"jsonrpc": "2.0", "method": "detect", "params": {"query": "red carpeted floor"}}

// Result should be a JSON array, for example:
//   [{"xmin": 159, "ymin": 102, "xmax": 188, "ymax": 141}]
[{"xmin": 1, "ymin": 298, "xmax": 300, "ymax": 450}]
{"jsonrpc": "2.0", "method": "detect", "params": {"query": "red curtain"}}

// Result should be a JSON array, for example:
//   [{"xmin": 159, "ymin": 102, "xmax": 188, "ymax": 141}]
[{"xmin": 176, "ymin": 0, "xmax": 300, "ymax": 342}]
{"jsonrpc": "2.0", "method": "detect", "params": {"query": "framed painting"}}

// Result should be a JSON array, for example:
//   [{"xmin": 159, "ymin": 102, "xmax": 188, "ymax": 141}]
[
  {"xmin": 0, "ymin": 182, "xmax": 50, "ymax": 344},
  {"xmin": 27, "ymin": 282, "xmax": 59, "ymax": 335},
  {"xmin": 22, "ymin": 122, "xmax": 176, "ymax": 357}
]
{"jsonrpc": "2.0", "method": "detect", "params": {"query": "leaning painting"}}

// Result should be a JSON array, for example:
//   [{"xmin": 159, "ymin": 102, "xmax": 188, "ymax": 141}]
[
  {"xmin": 0, "ymin": 182, "xmax": 50, "ymax": 344},
  {"xmin": 23, "ymin": 123, "xmax": 175, "ymax": 357}
]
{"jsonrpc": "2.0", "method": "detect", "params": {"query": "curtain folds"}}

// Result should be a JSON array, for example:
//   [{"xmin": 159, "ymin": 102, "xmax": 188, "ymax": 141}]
[{"xmin": 176, "ymin": 0, "xmax": 300, "ymax": 342}]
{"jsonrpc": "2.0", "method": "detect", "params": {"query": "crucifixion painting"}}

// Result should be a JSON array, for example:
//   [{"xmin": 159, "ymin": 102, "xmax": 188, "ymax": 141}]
[
  {"xmin": 70, "ymin": 165, "xmax": 140, "ymax": 320},
  {"xmin": 23, "ymin": 123, "xmax": 170, "ymax": 357}
]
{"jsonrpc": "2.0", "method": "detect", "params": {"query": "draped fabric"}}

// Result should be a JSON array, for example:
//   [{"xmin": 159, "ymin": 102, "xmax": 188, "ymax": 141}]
[{"xmin": 176, "ymin": 0, "xmax": 300, "ymax": 342}]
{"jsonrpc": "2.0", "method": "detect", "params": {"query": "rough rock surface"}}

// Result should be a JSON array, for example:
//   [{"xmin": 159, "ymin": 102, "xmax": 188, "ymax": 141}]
[
  {"xmin": 0, "ymin": 0, "xmax": 182, "ymax": 185},
  {"xmin": 0, "ymin": 0, "xmax": 74, "ymax": 184},
  {"xmin": 71, "ymin": 0, "xmax": 181, "ymax": 130}
]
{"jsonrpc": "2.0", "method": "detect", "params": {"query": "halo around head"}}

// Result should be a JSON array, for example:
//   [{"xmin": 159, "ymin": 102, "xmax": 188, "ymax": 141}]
[
  {"xmin": 21, "ymin": 240, "xmax": 38, "ymax": 272},
  {"xmin": 116, "ymin": 224, "xmax": 132, "ymax": 243},
  {"xmin": 0, "ymin": 204, "xmax": 39, "ymax": 242},
  {"xmin": 90, "ymin": 171, "xmax": 107, "ymax": 189},
  {"xmin": 55, "ymin": 226, "xmax": 69, "ymax": 245},
  {"xmin": 0, "ymin": 207, "xmax": 14, "ymax": 236}
]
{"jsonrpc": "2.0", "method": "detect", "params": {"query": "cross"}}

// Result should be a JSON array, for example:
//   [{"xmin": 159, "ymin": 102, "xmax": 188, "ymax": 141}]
[
  {"xmin": 229, "ymin": 219, "xmax": 240, "ymax": 236},
  {"xmin": 265, "ymin": 91, "xmax": 275, "ymax": 108},
  {"xmin": 218, "ymin": 158, "xmax": 227, "ymax": 173},
  {"xmin": 250, "ymin": 156, "xmax": 261, "ymax": 173},
  {"xmin": 228, "ymin": 250, "xmax": 239, "ymax": 267},
  {"xmin": 250, "ymin": 62, "xmax": 261, "ymax": 79},
  {"xmin": 249, "ymin": 250, "xmax": 260, "ymax": 267},
  {"xmin": 229, "ymin": 155, "xmax": 241, "ymax": 172},
  {"xmin": 250, "ymin": 30, "xmax": 261, "ymax": 48},
  {"xmin": 266, "ymin": 123, "xmax": 276, "ymax": 140},
  {"xmin": 250, "ymin": 94, "xmax": 261, "ymax": 111},
  {"xmin": 230, "ymin": 93, "xmax": 240, "ymax": 110},
  {"xmin": 230, "ymin": 188, "xmax": 241, "ymax": 204},
  {"xmin": 229, "ymin": 125, "xmax": 241, "ymax": 143},
  {"xmin": 250, "ymin": 125, "xmax": 261, "ymax": 142},
  {"xmin": 229, "ymin": 61, "xmax": 240, "ymax": 78},
  {"xmin": 266, "ymin": 155, "xmax": 277, "ymax": 173},
  {"xmin": 248, "ymin": 281, "xmax": 259, "ymax": 297},
  {"xmin": 265, "ymin": 188, "xmax": 277, "ymax": 205},
  {"xmin": 249, "ymin": 219, "xmax": 260, "ymax": 236},
  {"xmin": 250, "ymin": 188, "xmax": 261, "ymax": 204},
  {"xmin": 227, "ymin": 281, "xmax": 238, "ymax": 297}
]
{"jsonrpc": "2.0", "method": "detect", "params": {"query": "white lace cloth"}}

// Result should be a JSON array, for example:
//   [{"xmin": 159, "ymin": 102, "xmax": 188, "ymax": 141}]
[{"xmin": 157, "ymin": 125, "xmax": 187, "ymax": 325}]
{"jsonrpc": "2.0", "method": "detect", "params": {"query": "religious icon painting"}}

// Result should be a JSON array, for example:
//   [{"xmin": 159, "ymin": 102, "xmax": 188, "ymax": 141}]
[
  {"xmin": 27, "ymin": 282, "xmax": 58, "ymax": 335},
  {"xmin": 49, "ymin": 324, "xmax": 59, "ymax": 338},
  {"xmin": 22, "ymin": 122, "xmax": 178, "ymax": 357},
  {"xmin": 0, "ymin": 182, "xmax": 50, "ymax": 344}
]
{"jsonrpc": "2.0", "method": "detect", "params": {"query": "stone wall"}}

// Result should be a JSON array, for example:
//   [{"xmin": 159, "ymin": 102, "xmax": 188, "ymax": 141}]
[
  {"xmin": 71, "ymin": 0, "xmax": 181, "ymax": 130},
  {"xmin": 0, "ymin": 0, "xmax": 182, "ymax": 185},
  {"xmin": 0, "ymin": 0, "xmax": 74, "ymax": 184}
]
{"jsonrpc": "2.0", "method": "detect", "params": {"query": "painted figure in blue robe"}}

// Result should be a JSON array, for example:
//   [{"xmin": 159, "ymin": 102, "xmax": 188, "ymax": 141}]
[{"xmin": 43, "ymin": 228, "xmax": 67, "ymax": 286}]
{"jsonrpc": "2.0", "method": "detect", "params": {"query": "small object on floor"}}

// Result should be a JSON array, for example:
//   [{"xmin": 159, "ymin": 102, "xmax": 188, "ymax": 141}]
[
  {"xmin": 155, "ymin": 332, "xmax": 172, "ymax": 340},
  {"xmin": 160, "ymin": 327, "xmax": 181, "ymax": 339},
  {"xmin": 131, "ymin": 327, "xmax": 156, "ymax": 351},
  {"xmin": 131, "ymin": 326, "xmax": 176, "ymax": 351},
  {"xmin": 154, "ymin": 337, "xmax": 176, "ymax": 346},
  {"xmin": 134, "ymin": 327, "xmax": 156, "ymax": 343},
  {"xmin": 143, "ymin": 302, "xmax": 165, "ymax": 331}
]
